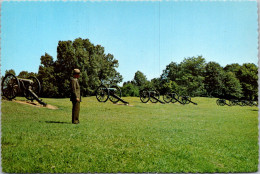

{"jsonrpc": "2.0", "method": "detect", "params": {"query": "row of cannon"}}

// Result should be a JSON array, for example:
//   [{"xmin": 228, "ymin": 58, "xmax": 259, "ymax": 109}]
[
  {"xmin": 9, "ymin": 73, "xmax": 259, "ymax": 107},
  {"xmin": 139, "ymin": 90, "xmax": 197, "ymax": 105},
  {"xmin": 1, "ymin": 74, "xmax": 197, "ymax": 106},
  {"xmin": 96, "ymin": 83, "xmax": 197, "ymax": 105},
  {"xmin": 216, "ymin": 98, "xmax": 258, "ymax": 107}
]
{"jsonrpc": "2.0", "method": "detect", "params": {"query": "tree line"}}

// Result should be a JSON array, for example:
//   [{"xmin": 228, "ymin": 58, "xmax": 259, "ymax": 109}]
[
  {"xmin": 121, "ymin": 56, "xmax": 258, "ymax": 100},
  {"xmin": 3, "ymin": 38, "xmax": 258, "ymax": 100},
  {"xmin": 4, "ymin": 38, "xmax": 122, "ymax": 98}
]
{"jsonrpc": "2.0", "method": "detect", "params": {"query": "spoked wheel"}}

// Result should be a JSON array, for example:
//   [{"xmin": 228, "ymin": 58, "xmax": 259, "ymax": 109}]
[
  {"xmin": 216, "ymin": 98, "xmax": 221, "ymax": 106},
  {"xmin": 181, "ymin": 96, "xmax": 191, "ymax": 105},
  {"xmin": 247, "ymin": 101, "xmax": 253, "ymax": 107},
  {"xmin": 25, "ymin": 76, "xmax": 41, "ymax": 101},
  {"xmin": 96, "ymin": 85, "xmax": 109, "ymax": 102},
  {"xmin": 241, "ymin": 100, "xmax": 246, "ymax": 107},
  {"xmin": 229, "ymin": 100, "xmax": 235, "ymax": 106},
  {"xmin": 109, "ymin": 85, "xmax": 121, "ymax": 103},
  {"xmin": 140, "ymin": 90, "xmax": 150, "ymax": 103},
  {"xmin": 163, "ymin": 93, "xmax": 172, "ymax": 103},
  {"xmin": 171, "ymin": 93, "xmax": 179, "ymax": 103},
  {"xmin": 216, "ymin": 98, "xmax": 226, "ymax": 106},
  {"xmin": 150, "ymin": 90, "xmax": 160, "ymax": 103},
  {"xmin": 1, "ymin": 74, "xmax": 20, "ymax": 100}
]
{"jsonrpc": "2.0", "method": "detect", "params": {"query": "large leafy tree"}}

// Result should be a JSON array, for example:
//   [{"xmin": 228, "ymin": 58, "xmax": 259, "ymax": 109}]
[
  {"xmin": 160, "ymin": 62, "xmax": 179, "ymax": 82},
  {"xmin": 37, "ymin": 53, "xmax": 59, "ymax": 97},
  {"xmin": 237, "ymin": 63, "xmax": 258, "ymax": 100},
  {"xmin": 224, "ymin": 63, "xmax": 241, "ymax": 77},
  {"xmin": 4, "ymin": 69, "xmax": 16, "ymax": 76},
  {"xmin": 121, "ymin": 82, "xmax": 139, "ymax": 97},
  {"xmin": 55, "ymin": 38, "xmax": 122, "ymax": 97},
  {"xmin": 223, "ymin": 71, "xmax": 243, "ymax": 99},
  {"xmin": 17, "ymin": 71, "xmax": 37, "ymax": 79},
  {"xmin": 203, "ymin": 61, "xmax": 225, "ymax": 97},
  {"xmin": 133, "ymin": 71, "xmax": 148, "ymax": 87},
  {"xmin": 176, "ymin": 56, "xmax": 206, "ymax": 96}
]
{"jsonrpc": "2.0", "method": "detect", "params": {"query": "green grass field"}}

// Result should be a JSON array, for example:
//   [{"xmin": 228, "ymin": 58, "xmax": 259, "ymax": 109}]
[{"xmin": 1, "ymin": 96, "xmax": 258, "ymax": 173}]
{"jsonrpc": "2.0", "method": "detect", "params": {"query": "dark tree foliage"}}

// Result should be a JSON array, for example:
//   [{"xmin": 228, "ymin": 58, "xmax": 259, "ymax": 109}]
[
  {"xmin": 224, "ymin": 63, "xmax": 241, "ymax": 77},
  {"xmin": 122, "ymin": 56, "xmax": 257, "ymax": 99},
  {"xmin": 204, "ymin": 62, "xmax": 225, "ymax": 97},
  {"xmin": 37, "ymin": 53, "xmax": 59, "ymax": 97},
  {"xmin": 17, "ymin": 71, "xmax": 37, "ymax": 79},
  {"xmin": 223, "ymin": 71, "xmax": 243, "ymax": 99},
  {"xmin": 121, "ymin": 82, "xmax": 139, "ymax": 97},
  {"xmin": 237, "ymin": 63, "xmax": 258, "ymax": 100},
  {"xmin": 177, "ymin": 56, "xmax": 206, "ymax": 96},
  {"xmin": 4, "ymin": 69, "xmax": 16, "ymax": 76},
  {"xmin": 159, "ymin": 56, "xmax": 206, "ymax": 96},
  {"xmin": 37, "ymin": 38, "xmax": 122, "ymax": 97},
  {"xmin": 133, "ymin": 71, "xmax": 148, "ymax": 87}
]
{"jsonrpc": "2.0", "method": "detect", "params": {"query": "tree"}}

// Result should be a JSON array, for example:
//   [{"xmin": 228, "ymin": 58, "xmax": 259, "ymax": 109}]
[
  {"xmin": 237, "ymin": 63, "xmax": 258, "ymax": 100},
  {"xmin": 54, "ymin": 38, "xmax": 122, "ymax": 97},
  {"xmin": 4, "ymin": 69, "xmax": 16, "ymax": 76},
  {"xmin": 18, "ymin": 71, "xmax": 29, "ymax": 78},
  {"xmin": 37, "ymin": 53, "xmax": 59, "ymax": 97},
  {"xmin": 203, "ymin": 61, "xmax": 225, "ymax": 97},
  {"xmin": 121, "ymin": 82, "xmax": 139, "ymax": 97},
  {"xmin": 133, "ymin": 71, "xmax": 148, "ymax": 87},
  {"xmin": 224, "ymin": 63, "xmax": 241, "ymax": 77},
  {"xmin": 176, "ymin": 56, "xmax": 206, "ymax": 96},
  {"xmin": 160, "ymin": 62, "xmax": 179, "ymax": 82},
  {"xmin": 223, "ymin": 71, "xmax": 243, "ymax": 99}
]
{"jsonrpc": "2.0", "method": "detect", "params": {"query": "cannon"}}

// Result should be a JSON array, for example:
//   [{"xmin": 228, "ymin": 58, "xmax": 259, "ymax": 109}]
[
  {"xmin": 163, "ymin": 92, "xmax": 183, "ymax": 104},
  {"xmin": 96, "ymin": 84, "xmax": 129, "ymax": 104},
  {"xmin": 139, "ymin": 89, "xmax": 165, "ymax": 104},
  {"xmin": 226, "ymin": 99, "xmax": 257, "ymax": 107},
  {"xmin": 216, "ymin": 98, "xmax": 230, "ymax": 106},
  {"xmin": 1, "ymin": 74, "xmax": 47, "ymax": 106},
  {"xmin": 180, "ymin": 96, "xmax": 198, "ymax": 105}
]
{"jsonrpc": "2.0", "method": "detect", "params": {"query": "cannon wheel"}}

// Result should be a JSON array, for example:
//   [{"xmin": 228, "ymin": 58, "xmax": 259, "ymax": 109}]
[
  {"xmin": 150, "ymin": 90, "xmax": 160, "ymax": 103},
  {"xmin": 25, "ymin": 76, "xmax": 41, "ymax": 101},
  {"xmin": 1, "ymin": 74, "xmax": 20, "ymax": 100},
  {"xmin": 163, "ymin": 92, "xmax": 172, "ymax": 103},
  {"xmin": 140, "ymin": 90, "xmax": 150, "ymax": 103},
  {"xmin": 181, "ymin": 96, "xmax": 191, "ymax": 105},
  {"xmin": 109, "ymin": 85, "xmax": 121, "ymax": 103},
  {"xmin": 216, "ymin": 98, "xmax": 226, "ymax": 106},
  {"xmin": 96, "ymin": 84, "xmax": 109, "ymax": 102},
  {"xmin": 171, "ymin": 93, "xmax": 179, "ymax": 103},
  {"xmin": 228, "ymin": 100, "xmax": 235, "ymax": 106}
]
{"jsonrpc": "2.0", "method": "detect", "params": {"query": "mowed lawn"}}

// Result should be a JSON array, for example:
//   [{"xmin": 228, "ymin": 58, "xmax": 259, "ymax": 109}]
[{"xmin": 1, "ymin": 96, "xmax": 258, "ymax": 173}]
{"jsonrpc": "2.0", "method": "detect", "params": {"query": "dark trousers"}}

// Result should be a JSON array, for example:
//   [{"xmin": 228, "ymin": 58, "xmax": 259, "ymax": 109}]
[{"xmin": 72, "ymin": 101, "xmax": 80, "ymax": 124}]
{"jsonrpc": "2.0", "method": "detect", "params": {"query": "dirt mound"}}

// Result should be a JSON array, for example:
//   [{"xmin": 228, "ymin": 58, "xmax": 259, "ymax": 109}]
[{"xmin": 13, "ymin": 100, "xmax": 58, "ymax": 110}]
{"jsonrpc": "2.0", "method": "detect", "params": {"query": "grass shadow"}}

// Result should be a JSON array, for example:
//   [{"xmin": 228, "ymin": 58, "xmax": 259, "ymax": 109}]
[{"xmin": 44, "ymin": 121, "xmax": 71, "ymax": 124}]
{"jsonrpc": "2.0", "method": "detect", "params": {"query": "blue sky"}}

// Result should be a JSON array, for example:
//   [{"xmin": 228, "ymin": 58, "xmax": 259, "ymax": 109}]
[{"xmin": 1, "ymin": 1, "xmax": 258, "ymax": 83}]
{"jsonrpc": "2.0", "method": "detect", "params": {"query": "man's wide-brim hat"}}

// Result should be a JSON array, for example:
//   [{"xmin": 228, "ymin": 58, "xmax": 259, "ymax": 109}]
[{"xmin": 73, "ymin": 69, "xmax": 80, "ymax": 74}]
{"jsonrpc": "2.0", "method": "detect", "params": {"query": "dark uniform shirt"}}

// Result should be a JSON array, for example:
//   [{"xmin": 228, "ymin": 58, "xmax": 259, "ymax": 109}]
[{"xmin": 70, "ymin": 78, "xmax": 81, "ymax": 102}]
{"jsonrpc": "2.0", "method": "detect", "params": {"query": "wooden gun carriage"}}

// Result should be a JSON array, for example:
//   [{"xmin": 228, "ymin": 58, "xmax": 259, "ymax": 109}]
[
  {"xmin": 139, "ymin": 89, "xmax": 165, "ymax": 104},
  {"xmin": 96, "ymin": 84, "xmax": 129, "ymax": 104},
  {"xmin": 1, "ymin": 74, "xmax": 47, "ymax": 106}
]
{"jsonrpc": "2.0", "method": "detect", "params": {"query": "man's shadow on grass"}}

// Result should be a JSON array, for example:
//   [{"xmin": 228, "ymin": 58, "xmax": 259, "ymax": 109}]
[{"xmin": 42, "ymin": 121, "xmax": 71, "ymax": 124}]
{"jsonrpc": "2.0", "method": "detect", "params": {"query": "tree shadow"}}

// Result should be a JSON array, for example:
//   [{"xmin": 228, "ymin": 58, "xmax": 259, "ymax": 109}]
[
  {"xmin": 44, "ymin": 121, "xmax": 71, "ymax": 124},
  {"xmin": 251, "ymin": 109, "xmax": 258, "ymax": 112}
]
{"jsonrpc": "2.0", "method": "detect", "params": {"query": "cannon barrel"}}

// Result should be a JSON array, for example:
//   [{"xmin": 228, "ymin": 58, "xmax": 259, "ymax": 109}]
[
  {"xmin": 96, "ymin": 84, "xmax": 129, "ymax": 104},
  {"xmin": 1, "ymin": 74, "xmax": 46, "ymax": 106}
]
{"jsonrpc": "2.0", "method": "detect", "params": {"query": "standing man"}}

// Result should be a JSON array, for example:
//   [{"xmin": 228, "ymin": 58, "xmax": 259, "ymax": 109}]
[{"xmin": 70, "ymin": 69, "xmax": 81, "ymax": 124}]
